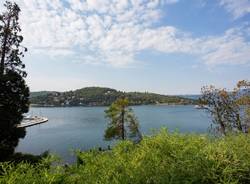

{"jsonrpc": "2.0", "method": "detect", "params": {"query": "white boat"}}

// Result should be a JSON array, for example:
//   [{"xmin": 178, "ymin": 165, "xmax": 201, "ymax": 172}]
[{"xmin": 17, "ymin": 116, "xmax": 48, "ymax": 128}]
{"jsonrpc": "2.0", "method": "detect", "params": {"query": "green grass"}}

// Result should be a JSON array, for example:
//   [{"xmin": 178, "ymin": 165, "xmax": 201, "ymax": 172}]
[{"xmin": 1, "ymin": 130, "xmax": 250, "ymax": 184}]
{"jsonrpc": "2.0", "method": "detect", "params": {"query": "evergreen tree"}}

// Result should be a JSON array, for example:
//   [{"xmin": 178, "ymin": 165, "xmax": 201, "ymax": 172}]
[
  {"xmin": 0, "ymin": 1, "xmax": 27, "ymax": 77},
  {"xmin": 0, "ymin": 71, "xmax": 29, "ymax": 161},
  {"xmin": 0, "ymin": 1, "xmax": 29, "ymax": 161},
  {"xmin": 104, "ymin": 97, "xmax": 142, "ymax": 142}
]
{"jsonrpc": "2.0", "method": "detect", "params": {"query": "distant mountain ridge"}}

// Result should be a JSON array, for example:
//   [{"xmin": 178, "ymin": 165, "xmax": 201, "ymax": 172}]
[{"xmin": 30, "ymin": 87, "xmax": 196, "ymax": 107}]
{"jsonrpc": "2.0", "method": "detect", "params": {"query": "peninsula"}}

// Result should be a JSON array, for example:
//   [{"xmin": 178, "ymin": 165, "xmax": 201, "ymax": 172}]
[{"xmin": 30, "ymin": 87, "xmax": 196, "ymax": 107}]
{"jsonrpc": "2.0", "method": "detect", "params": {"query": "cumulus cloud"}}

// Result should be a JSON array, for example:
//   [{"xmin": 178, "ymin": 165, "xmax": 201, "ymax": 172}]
[
  {"xmin": 201, "ymin": 28, "xmax": 250, "ymax": 65},
  {"xmin": 219, "ymin": 0, "xmax": 250, "ymax": 19},
  {"xmin": 11, "ymin": 0, "xmax": 172, "ymax": 66},
  {"xmin": 1, "ymin": 0, "xmax": 250, "ymax": 67}
]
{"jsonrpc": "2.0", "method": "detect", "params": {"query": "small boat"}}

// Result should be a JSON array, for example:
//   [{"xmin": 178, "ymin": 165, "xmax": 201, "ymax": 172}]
[
  {"xmin": 17, "ymin": 116, "xmax": 48, "ymax": 128},
  {"xmin": 194, "ymin": 105, "xmax": 209, "ymax": 109}
]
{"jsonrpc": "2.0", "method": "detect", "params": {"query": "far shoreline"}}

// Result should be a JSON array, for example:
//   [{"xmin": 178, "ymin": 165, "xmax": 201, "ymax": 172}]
[{"xmin": 30, "ymin": 103, "xmax": 195, "ymax": 108}]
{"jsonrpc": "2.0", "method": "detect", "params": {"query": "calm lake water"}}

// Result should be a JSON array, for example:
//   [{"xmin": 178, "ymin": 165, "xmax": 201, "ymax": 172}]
[{"xmin": 16, "ymin": 105, "xmax": 212, "ymax": 163}]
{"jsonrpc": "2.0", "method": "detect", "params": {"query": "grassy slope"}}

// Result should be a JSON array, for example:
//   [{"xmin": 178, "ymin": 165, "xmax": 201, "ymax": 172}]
[{"xmin": 1, "ymin": 130, "xmax": 250, "ymax": 184}]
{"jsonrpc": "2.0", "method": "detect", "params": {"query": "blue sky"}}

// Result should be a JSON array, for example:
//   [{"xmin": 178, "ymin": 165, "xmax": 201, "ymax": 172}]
[{"xmin": 2, "ymin": 0, "xmax": 250, "ymax": 94}]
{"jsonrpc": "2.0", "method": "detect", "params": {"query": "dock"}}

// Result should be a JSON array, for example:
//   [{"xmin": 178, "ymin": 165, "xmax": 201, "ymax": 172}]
[{"xmin": 17, "ymin": 116, "xmax": 48, "ymax": 128}]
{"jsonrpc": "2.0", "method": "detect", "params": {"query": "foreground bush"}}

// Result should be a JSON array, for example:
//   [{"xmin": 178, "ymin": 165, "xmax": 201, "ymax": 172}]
[{"xmin": 0, "ymin": 130, "xmax": 250, "ymax": 184}]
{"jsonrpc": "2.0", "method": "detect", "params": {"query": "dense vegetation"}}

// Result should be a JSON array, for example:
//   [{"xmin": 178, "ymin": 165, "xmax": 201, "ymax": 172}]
[
  {"xmin": 30, "ymin": 87, "xmax": 195, "ymax": 107},
  {"xmin": 0, "ymin": 130, "xmax": 249, "ymax": 184},
  {"xmin": 0, "ymin": 1, "xmax": 29, "ymax": 161}
]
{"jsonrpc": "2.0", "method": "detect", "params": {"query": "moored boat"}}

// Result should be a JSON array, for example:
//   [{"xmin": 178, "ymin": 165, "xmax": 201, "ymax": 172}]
[{"xmin": 17, "ymin": 116, "xmax": 48, "ymax": 128}]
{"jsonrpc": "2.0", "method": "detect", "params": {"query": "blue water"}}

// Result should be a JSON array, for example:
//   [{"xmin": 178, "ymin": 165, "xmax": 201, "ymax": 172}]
[{"xmin": 16, "ymin": 105, "xmax": 212, "ymax": 163}]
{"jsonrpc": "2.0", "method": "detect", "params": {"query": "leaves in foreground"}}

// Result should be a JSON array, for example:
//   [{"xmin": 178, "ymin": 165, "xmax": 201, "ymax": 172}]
[{"xmin": 0, "ymin": 130, "xmax": 250, "ymax": 184}]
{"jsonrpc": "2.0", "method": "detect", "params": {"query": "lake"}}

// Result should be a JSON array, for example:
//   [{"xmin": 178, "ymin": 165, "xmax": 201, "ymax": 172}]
[{"xmin": 16, "ymin": 105, "xmax": 212, "ymax": 163}]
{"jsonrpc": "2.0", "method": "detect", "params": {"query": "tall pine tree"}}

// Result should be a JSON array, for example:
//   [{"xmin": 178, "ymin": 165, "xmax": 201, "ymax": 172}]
[{"xmin": 104, "ymin": 97, "xmax": 142, "ymax": 142}]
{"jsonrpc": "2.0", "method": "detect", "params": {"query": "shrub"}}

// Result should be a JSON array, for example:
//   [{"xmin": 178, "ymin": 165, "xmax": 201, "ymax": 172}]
[{"xmin": 0, "ymin": 130, "xmax": 249, "ymax": 184}]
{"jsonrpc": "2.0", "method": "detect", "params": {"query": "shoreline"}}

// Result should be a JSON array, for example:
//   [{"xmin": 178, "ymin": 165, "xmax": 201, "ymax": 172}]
[{"xmin": 30, "ymin": 103, "xmax": 195, "ymax": 108}]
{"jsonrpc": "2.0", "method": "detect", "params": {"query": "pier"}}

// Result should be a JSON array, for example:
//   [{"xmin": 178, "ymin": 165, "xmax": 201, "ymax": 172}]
[{"xmin": 17, "ymin": 116, "xmax": 48, "ymax": 128}]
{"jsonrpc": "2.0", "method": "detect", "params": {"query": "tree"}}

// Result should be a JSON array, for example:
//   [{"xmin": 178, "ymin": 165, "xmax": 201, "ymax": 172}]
[
  {"xmin": 0, "ymin": 1, "xmax": 29, "ymax": 161},
  {"xmin": 200, "ymin": 82, "xmax": 250, "ymax": 135},
  {"xmin": 0, "ymin": 1, "xmax": 27, "ymax": 77},
  {"xmin": 104, "ymin": 97, "xmax": 142, "ymax": 142},
  {"xmin": 0, "ymin": 71, "xmax": 29, "ymax": 161}
]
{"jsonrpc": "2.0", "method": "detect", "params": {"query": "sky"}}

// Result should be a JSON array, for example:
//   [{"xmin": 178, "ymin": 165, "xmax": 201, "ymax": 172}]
[{"xmin": 1, "ymin": 0, "xmax": 250, "ymax": 95}]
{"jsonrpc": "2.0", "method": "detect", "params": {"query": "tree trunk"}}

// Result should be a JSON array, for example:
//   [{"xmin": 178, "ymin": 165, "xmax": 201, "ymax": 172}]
[
  {"xmin": 236, "ymin": 113, "xmax": 243, "ymax": 132},
  {"xmin": 137, "ymin": 130, "xmax": 143, "ymax": 143},
  {"xmin": 121, "ymin": 108, "xmax": 125, "ymax": 140},
  {"xmin": 219, "ymin": 120, "xmax": 226, "ymax": 135},
  {"xmin": 216, "ymin": 110, "xmax": 226, "ymax": 135}
]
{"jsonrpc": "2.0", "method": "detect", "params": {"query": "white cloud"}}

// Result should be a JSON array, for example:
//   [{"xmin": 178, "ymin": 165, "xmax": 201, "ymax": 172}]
[
  {"xmin": 12, "ymin": 0, "xmax": 169, "ymax": 67},
  {"xmin": 138, "ymin": 27, "xmax": 201, "ymax": 54},
  {"xmin": 219, "ymin": 0, "xmax": 250, "ymax": 19},
  {"xmin": 201, "ymin": 28, "xmax": 250, "ymax": 65},
  {"xmin": 86, "ymin": 0, "xmax": 111, "ymax": 13},
  {"xmin": 1, "ymin": 0, "xmax": 250, "ymax": 67}
]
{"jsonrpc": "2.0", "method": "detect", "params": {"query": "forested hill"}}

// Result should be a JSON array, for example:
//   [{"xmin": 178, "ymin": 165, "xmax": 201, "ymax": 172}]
[{"xmin": 30, "ymin": 87, "xmax": 195, "ymax": 107}]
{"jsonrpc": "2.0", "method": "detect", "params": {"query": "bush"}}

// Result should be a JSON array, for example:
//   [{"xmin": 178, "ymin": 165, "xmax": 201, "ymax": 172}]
[{"xmin": 0, "ymin": 130, "xmax": 249, "ymax": 184}]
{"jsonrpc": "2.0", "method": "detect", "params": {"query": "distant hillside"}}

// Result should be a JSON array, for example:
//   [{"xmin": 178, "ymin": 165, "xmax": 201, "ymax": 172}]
[
  {"xmin": 30, "ymin": 87, "xmax": 196, "ymax": 107},
  {"xmin": 30, "ymin": 91, "xmax": 55, "ymax": 98}
]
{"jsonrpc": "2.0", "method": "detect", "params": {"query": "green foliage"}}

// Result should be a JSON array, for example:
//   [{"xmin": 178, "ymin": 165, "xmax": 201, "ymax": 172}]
[
  {"xmin": 0, "ymin": 155, "xmax": 63, "ymax": 184},
  {"xmin": 6, "ymin": 151, "xmax": 50, "ymax": 165},
  {"xmin": 30, "ymin": 87, "xmax": 195, "ymax": 107},
  {"xmin": 0, "ymin": 1, "xmax": 29, "ymax": 161},
  {"xmin": 0, "ymin": 1, "xmax": 27, "ymax": 77},
  {"xmin": 0, "ymin": 70, "xmax": 29, "ymax": 161},
  {"xmin": 1, "ymin": 131, "xmax": 249, "ymax": 184},
  {"xmin": 104, "ymin": 97, "xmax": 142, "ymax": 141}
]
